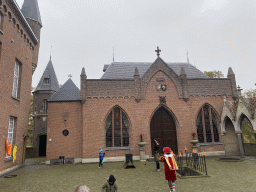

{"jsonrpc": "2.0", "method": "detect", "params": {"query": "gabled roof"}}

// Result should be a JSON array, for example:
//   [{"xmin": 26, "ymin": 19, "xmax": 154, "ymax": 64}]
[
  {"xmin": 21, "ymin": 0, "xmax": 42, "ymax": 27},
  {"xmin": 48, "ymin": 79, "xmax": 80, "ymax": 102},
  {"xmin": 101, "ymin": 62, "xmax": 209, "ymax": 79},
  {"xmin": 34, "ymin": 59, "xmax": 59, "ymax": 92}
]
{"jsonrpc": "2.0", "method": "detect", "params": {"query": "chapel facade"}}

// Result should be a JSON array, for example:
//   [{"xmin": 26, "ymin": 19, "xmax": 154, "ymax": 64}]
[
  {"xmin": 0, "ymin": 0, "xmax": 42, "ymax": 173},
  {"xmin": 45, "ymin": 50, "xmax": 240, "ymax": 164}
]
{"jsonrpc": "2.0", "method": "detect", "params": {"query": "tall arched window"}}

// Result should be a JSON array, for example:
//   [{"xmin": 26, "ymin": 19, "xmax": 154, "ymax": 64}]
[
  {"xmin": 240, "ymin": 115, "xmax": 256, "ymax": 143},
  {"xmin": 105, "ymin": 107, "xmax": 129, "ymax": 147},
  {"xmin": 196, "ymin": 104, "xmax": 220, "ymax": 143}
]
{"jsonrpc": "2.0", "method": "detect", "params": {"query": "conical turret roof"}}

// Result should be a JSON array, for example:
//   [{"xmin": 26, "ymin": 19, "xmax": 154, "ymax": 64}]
[
  {"xmin": 21, "ymin": 0, "xmax": 42, "ymax": 27},
  {"xmin": 34, "ymin": 59, "xmax": 59, "ymax": 92}
]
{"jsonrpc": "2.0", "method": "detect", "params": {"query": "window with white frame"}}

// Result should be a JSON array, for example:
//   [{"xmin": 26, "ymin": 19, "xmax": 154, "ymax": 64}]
[
  {"xmin": 6, "ymin": 117, "xmax": 15, "ymax": 157},
  {"xmin": 12, "ymin": 61, "xmax": 20, "ymax": 98},
  {"xmin": 0, "ymin": 12, "xmax": 3, "ymax": 31}
]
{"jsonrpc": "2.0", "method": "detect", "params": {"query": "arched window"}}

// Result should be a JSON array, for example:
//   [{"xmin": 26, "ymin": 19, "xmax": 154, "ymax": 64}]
[
  {"xmin": 105, "ymin": 107, "xmax": 129, "ymax": 147},
  {"xmin": 196, "ymin": 104, "xmax": 220, "ymax": 143},
  {"xmin": 12, "ymin": 18, "xmax": 16, "ymax": 26},
  {"xmin": 240, "ymin": 115, "xmax": 256, "ymax": 143},
  {"xmin": 8, "ymin": 12, "xmax": 11, "ymax": 21},
  {"xmin": 3, "ymin": 5, "xmax": 7, "ymax": 13}
]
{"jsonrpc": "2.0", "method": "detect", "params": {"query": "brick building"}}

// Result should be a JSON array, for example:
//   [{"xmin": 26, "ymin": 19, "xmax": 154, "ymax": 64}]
[
  {"xmin": 0, "ymin": 0, "xmax": 42, "ymax": 173},
  {"xmin": 45, "ymin": 49, "xmax": 240, "ymax": 164},
  {"xmin": 31, "ymin": 59, "xmax": 59, "ymax": 157}
]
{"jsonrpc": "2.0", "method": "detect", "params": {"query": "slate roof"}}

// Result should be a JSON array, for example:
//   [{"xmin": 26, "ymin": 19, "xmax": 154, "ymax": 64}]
[
  {"xmin": 48, "ymin": 79, "xmax": 80, "ymax": 101},
  {"xmin": 34, "ymin": 59, "xmax": 60, "ymax": 92},
  {"xmin": 101, "ymin": 62, "xmax": 209, "ymax": 79},
  {"xmin": 21, "ymin": 0, "xmax": 42, "ymax": 27}
]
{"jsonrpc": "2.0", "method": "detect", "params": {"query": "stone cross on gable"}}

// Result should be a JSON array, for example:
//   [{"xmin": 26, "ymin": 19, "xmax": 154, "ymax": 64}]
[
  {"xmin": 155, "ymin": 46, "xmax": 161, "ymax": 57},
  {"xmin": 237, "ymin": 85, "xmax": 243, "ymax": 96}
]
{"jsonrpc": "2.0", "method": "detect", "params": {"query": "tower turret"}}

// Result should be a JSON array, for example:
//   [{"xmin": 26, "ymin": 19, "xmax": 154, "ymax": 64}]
[{"xmin": 21, "ymin": 0, "xmax": 42, "ymax": 73}]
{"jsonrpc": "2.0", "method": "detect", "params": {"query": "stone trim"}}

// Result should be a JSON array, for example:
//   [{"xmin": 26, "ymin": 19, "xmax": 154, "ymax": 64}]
[
  {"xmin": 0, "ymin": 164, "xmax": 24, "ymax": 178},
  {"xmin": 11, "ymin": 96, "xmax": 20, "ymax": 102},
  {"xmin": 102, "ymin": 147, "xmax": 134, "ymax": 151},
  {"xmin": 82, "ymin": 155, "xmax": 148, "ymax": 163},
  {"xmin": 4, "ymin": 156, "xmax": 13, "ymax": 162},
  {"xmin": 196, "ymin": 151, "xmax": 225, "ymax": 156},
  {"xmin": 198, "ymin": 142, "xmax": 224, "ymax": 146}
]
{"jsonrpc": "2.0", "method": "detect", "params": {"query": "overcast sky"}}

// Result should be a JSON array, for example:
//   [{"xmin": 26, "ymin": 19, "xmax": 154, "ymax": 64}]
[{"xmin": 16, "ymin": 0, "xmax": 256, "ymax": 92}]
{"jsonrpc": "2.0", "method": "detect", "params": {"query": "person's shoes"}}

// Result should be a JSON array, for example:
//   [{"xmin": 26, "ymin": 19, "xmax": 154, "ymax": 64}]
[
  {"xmin": 157, "ymin": 169, "xmax": 160, "ymax": 172},
  {"xmin": 172, "ymin": 189, "xmax": 175, "ymax": 192}
]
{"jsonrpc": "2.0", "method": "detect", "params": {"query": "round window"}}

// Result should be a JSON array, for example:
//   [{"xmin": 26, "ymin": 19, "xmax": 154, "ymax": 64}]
[{"xmin": 62, "ymin": 129, "xmax": 69, "ymax": 136}]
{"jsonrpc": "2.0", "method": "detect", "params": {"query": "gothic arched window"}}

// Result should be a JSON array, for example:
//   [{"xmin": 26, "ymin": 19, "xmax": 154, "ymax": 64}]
[
  {"xmin": 105, "ymin": 107, "xmax": 129, "ymax": 147},
  {"xmin": 196, "ymin": 104, "xmax": 220, "ymax": 143},
  {"xmin": 240, "ymin": 115, "xmax": 256, "ymax": 143}
]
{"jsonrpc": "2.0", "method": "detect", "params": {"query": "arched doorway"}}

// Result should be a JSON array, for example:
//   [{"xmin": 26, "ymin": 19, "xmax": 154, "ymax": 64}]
[
  {"xmin": 150, "ymin": 107, "xmax": 177, "ymax": 155},
  {"xmin": 39, "ymin": 135, "xmax": 47, "ymax": 156},
  {"xmin": 223, "ymin": 117, "xmax": 240, "ymax": 156},
  {"xmin": 240, "ymin": 115, "xmax": 256, "ymax": 155}
]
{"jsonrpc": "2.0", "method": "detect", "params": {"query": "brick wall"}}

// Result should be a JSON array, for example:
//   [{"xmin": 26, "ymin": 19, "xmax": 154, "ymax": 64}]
[
  {"xmin": 46, "ymin": 71, "xmax": 233, "ymax": 161},
  {"xmin": 46, "ymin": 102, "xmax": 82, "ymax": 160},
  {"xmin": 0, "ymin": 1, "xmax": 40, "ymax": 172}
]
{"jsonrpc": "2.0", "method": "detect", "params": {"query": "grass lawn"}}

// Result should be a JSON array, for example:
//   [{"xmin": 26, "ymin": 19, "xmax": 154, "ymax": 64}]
[{"xmin": 0, "ymin": 157, "xmax": 256, "ymax": 192}]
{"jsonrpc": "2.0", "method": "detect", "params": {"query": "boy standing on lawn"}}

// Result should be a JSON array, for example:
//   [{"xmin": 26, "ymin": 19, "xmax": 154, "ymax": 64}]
[
  {"xmin": 159, "ymin": 147, "xmax": 178, "ymax": 192},
  {"xmin": 99, "ymin": 149, "xmax": 105, "ymax": 168}
]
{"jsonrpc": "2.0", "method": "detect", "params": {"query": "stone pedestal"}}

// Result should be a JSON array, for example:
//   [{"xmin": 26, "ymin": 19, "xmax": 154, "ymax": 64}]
[
  {"xmin": 192, "ymin": 145, "xmax": 199, "ymax": 153},
  {"xmin": 138, "ymin": 141, "xmax": 146, "ymax": 161},
  {"xmin": 190, "ymin": 139, "xmax": 199, "ymax": 153}
]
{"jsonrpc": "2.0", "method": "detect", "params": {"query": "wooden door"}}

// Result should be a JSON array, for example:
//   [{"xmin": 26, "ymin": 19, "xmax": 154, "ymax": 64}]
[{"xmin": 150, "ymin": 107, "xmax": 177, "ymax": 155}]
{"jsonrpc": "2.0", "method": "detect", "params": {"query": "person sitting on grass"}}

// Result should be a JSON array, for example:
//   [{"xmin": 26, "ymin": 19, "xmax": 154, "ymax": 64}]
[
  {"xmin": 75, "ymin": 185, "xmax": 90, "ymax": 192},
  {"xmin": 102, "ymin": 175, "xmax": 118, "ymax": 192},
  {"xmin": 159, "ymin": 147, "xmax": 178, "ymax": 192}
]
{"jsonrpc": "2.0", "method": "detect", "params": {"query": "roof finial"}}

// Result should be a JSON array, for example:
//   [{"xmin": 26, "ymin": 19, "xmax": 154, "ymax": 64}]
[
  {"xmin": 113, "ymin": 47, "xmax": 115, "ymax": 62},
  {"xmin": 186, "ymin": 50, "xmax": 189, "ymax": 63},
  {"xmin": 155, "ymin": 46, "xmax": 161, "ymax": 57},
  {"xmin": 50, "ymin": 46, "xmax": 52, "ymax": 60},
  {"xmin": 68, "ymin": 74, "xmax": 72, "ymax": 78},
  {"xmin": 237, "ymin": 85, "xmax": 243, "ymax": 96}
]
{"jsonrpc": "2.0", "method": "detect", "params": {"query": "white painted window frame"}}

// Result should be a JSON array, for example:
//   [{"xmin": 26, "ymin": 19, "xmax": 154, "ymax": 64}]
[
  {"xmin": 12, "ymin": 61, "xmax": 20, "ymax": 98},
  {"xmin": 6, "ymin": 117, "xmax": 15, "ymax": 158}
]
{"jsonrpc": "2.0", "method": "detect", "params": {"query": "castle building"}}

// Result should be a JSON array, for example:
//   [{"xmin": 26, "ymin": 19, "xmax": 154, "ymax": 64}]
[
  {"xmin": 45, "ymin": 49, "xmax": 245, "ymax": 164},
  {"xmin": 31, "ymin": 58, "xmax": 59, "ymax": 157},
  {"xmin": 0, "ymin": 0, "xmax": 42, "ymax": 173}
]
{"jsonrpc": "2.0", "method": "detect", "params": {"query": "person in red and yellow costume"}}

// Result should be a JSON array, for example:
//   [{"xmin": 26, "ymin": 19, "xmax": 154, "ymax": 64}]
[{"xmin": 159, "ymin": 147, "xmax": 178, "ymax": 192}]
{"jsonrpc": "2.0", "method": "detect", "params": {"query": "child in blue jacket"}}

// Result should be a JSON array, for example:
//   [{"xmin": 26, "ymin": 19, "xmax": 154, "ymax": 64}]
[{"xmin": 99, "ymin": 149, "xmax": 105, "ymax": 168}]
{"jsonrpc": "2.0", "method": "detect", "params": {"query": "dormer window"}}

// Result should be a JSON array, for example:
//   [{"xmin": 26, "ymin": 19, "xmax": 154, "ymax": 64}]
[{"xmin": 44, "ymin": 78, "xmax": 50, "ymax": 83}]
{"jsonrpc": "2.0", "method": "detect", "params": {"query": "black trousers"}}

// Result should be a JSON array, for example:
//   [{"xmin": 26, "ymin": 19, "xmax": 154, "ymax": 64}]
[{"xmin": 99, "ymin": 159, "xmax": 103, "ymax": 167}]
